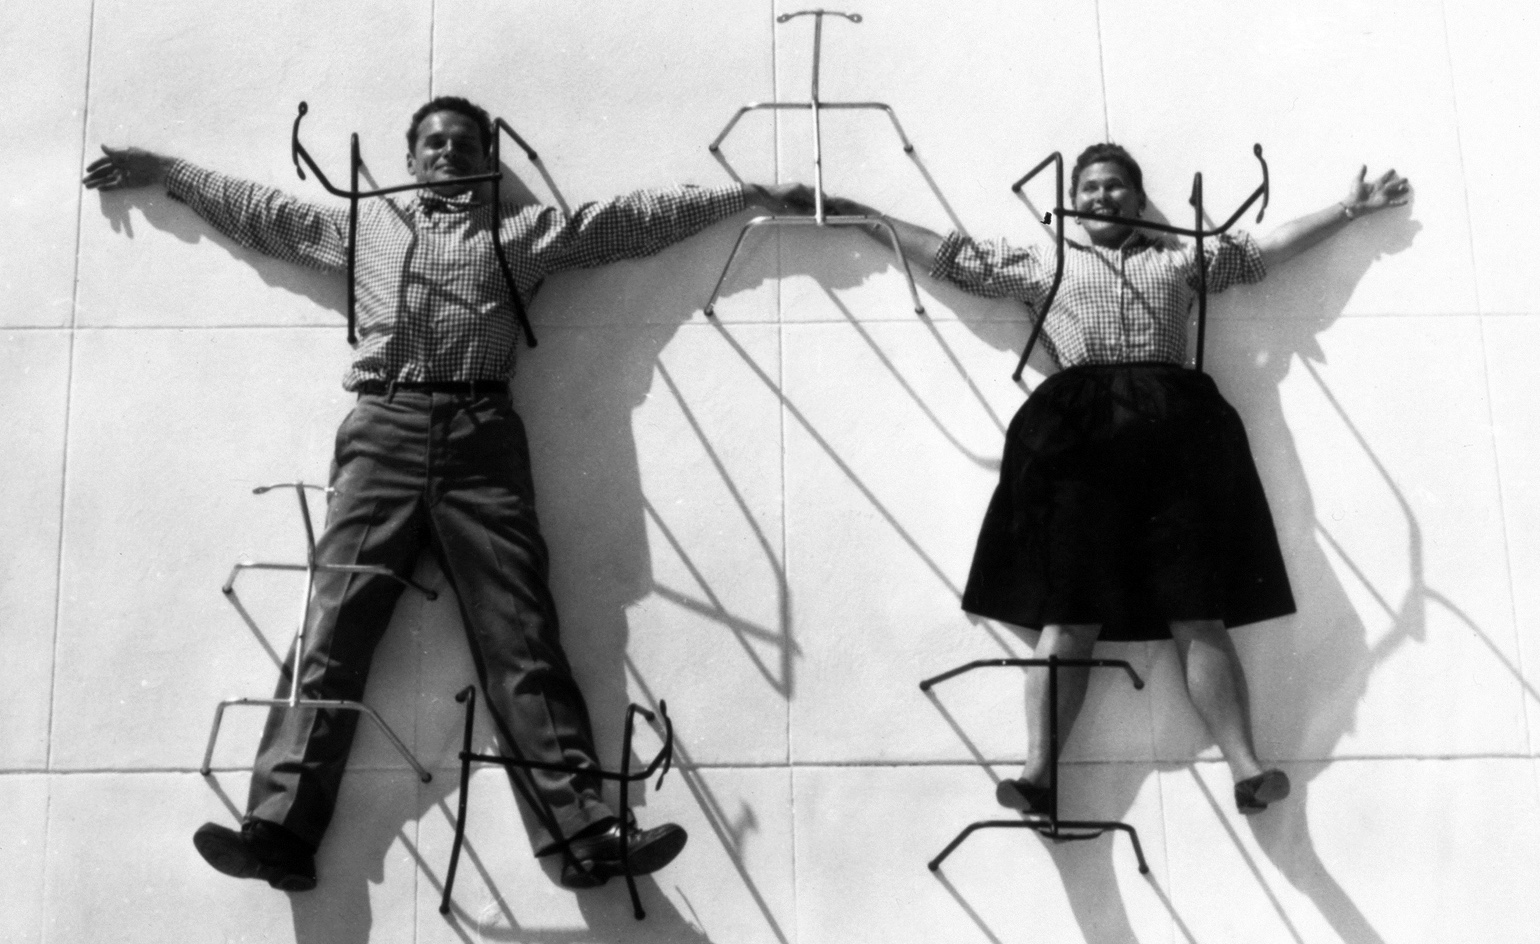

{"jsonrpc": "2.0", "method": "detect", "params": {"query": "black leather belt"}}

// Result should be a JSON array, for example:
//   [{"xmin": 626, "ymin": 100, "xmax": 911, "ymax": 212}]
[{"xmin": 355, "ymin": 380, "xmax": 508, "ymax": 397}]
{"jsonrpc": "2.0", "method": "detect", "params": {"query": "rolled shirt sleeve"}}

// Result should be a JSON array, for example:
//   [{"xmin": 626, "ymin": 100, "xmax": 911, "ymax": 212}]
[
  {"xmin": 930, "ymin": 231, "xmax": 1053, "ymax": 308},
  {"xmin": 1185, "ymin": 230, "xmax": 1267, "ymax": 294}
]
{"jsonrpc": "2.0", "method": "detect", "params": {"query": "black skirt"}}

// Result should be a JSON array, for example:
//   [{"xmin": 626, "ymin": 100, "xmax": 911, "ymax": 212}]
[{"xmin": 961, "ymin": 363, "xmax": 1295, "ymax": 641}]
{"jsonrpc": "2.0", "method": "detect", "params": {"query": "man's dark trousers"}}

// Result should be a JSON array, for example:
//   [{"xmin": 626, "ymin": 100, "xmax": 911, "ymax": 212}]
[{"xmin": 247, "ymin": 388, "xmax": 615, "ymax": 854}]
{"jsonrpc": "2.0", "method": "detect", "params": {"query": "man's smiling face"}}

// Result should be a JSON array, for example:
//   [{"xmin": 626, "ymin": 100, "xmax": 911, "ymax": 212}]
[{"xmin": 406, "ymin": 111, "xmax": 490, "ymax": 195}]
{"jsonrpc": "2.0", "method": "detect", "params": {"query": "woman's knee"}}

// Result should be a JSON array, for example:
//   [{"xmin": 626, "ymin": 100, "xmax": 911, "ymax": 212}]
[
  {"xmin": 1169, "ymin": 619, "xmax": 1240, "ymax": 667},
  {"xmin": 1039, "ymin": 622, "xmax": 1102, "ymax": 656}
]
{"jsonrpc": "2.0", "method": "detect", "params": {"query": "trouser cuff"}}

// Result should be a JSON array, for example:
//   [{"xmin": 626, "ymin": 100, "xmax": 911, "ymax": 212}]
[{"xmin": 532, "ymin": 797, "xmax": 616, "ymax": 857}]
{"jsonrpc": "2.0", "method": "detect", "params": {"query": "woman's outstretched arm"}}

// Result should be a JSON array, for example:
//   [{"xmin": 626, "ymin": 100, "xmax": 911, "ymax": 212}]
[
  {"xmin": 785, "ymin": 192, "xmax": 947, "ymax": 271},
  {"xmin": 1256, "ymin": 166, "xmax": 1411, "ymax": 269}
]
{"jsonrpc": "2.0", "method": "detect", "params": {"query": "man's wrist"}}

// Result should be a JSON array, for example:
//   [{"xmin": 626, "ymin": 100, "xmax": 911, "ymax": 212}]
[{"xmin": 147, "ymin": 154, "xmax": 172, "ymax": 187}]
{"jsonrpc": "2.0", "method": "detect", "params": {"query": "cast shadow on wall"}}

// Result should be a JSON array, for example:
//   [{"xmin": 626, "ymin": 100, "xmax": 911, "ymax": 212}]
[
  {"xmin": 492, "ymin": 213, "xmax": 803, "ymax": 943},
  {"xmin": 379, "ymin": 195, "xmax": 805, "ymax": 943},
  {"xmin": 95, "ymin": 178, "xmax": 340, "ymax": 318},
  {"xmin": 1204, "ymin": 208, "xmax": 1462, "ymax": 944},
  {"xmin": 773, "ymin": 176, "xmax": 1425, "ymax": 943}
]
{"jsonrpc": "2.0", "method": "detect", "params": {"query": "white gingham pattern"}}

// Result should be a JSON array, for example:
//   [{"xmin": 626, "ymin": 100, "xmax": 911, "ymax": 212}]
[
  {"xmin": 931, "ymin": 229, "xmax": 1266, "ymax": 367},
  {"xmin": 167, "ymin": 161, "xmax": 745, "ymax": 389}
]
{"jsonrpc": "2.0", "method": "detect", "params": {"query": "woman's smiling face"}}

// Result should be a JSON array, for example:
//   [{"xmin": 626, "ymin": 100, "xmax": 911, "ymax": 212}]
[{"xmin": 1074, "ymin": 160, "xmax": 1147, "ymax": 246}]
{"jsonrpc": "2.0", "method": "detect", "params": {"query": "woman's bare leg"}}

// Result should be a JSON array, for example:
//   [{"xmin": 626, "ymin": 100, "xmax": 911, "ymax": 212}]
[
  {"xmin": 1019, "ymin": 623, "xmax": 1101, "ymax": 785},
  {"xmin": 1169, "ymin": 619, "xmax": 1264, "ymax": 781}
]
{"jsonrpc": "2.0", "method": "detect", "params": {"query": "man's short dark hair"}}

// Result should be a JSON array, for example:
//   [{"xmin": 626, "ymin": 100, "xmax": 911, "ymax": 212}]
[
  {"xmin": 1071, "ymin": 143, "xmax": 1144, "ymax": 196},
  {"xmin": 406, "ymin": 96, "xmax": 494, "ymax": 155}
]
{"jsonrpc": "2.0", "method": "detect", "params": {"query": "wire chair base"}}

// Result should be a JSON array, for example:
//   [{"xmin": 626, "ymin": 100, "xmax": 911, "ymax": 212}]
[
  {"xmin": 920, "ymin": 657, "xmax": 1149, "ymax": 875},
  {"xmin": 200, "ymin": 482, "xmax": 438, "ymax": 784},
  {"xmin": 439, "ymin": 686, "xmax": 677, "ymax": 921},
  {"xmin": 703, "ymin": 9, "xmax": 927, "ymax": 318}
]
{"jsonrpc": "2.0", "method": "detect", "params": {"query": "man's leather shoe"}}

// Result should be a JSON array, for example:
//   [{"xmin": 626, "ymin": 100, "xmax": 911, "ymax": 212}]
[
  {"xmin": 193, "ymin": 820, "xmax": 317, "ymax": 891},
  {"xmin": 558, "ymin": 818, "xmax": 688, "ymax": 889}
]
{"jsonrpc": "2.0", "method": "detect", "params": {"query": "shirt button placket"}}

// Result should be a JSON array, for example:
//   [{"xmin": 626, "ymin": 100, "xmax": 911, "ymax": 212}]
[{"xmin": 1117, "ymin": 249, "xmax": 1129, "ymax": 361}]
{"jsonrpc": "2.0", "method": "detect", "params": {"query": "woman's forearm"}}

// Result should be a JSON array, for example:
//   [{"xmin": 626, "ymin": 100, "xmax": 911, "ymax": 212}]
[
  {"xmin": 824, "ymin": 197, "xmax": 946, "ymax": 272},
  {"xmin": 867, "ymin": 215, "xmax": 946, "ymax": 273},
  {"xmin": 1255, "ymin": 202, "xmax": 1356, "ymax": 269},
  {"xmin": 1256, "ymin": 165, "xmax": 1411, "ymax": 270}
]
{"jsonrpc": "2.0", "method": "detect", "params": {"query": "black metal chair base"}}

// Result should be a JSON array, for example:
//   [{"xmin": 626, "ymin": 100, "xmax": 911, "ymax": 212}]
[
  {"xmin": 928, "ymin": 817, "xmax": 1149, "ymax": 874},
  {"xmin": 438, "ymin": 686, "xmax": 676, "ymax": 921},
  {"xmin": 919, "ymin": 657, "xmax": 1149, "ymax": 876}
]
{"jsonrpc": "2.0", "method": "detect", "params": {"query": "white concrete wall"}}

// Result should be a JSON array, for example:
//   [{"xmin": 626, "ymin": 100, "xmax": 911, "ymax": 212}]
[{"xmin": 5, "ymin": 0, "xmax": 1538, "ymax": 941}]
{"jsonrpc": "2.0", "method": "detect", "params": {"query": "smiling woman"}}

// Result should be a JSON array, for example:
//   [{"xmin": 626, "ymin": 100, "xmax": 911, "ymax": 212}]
[
  {"xmin": 813, "ymin": 143, "xmax": 1410, "ymax": 818},
  {"xmin": 1067, "ymin": 143, "xmax": 1147, "ymax": 247}
]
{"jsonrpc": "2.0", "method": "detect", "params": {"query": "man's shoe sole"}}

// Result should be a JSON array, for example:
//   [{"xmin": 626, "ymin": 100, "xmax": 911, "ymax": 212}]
[{"xmin": 193, "ymin": 824, "xmax": 317, "ymax": 892}]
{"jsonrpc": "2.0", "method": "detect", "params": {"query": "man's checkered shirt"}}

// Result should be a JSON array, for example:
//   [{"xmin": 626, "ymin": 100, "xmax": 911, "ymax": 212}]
[
  {"xmin": 167, "ymin": 161, "xmax": 745, "ymax": 390},
  {"xmin": 931, "ymin": 228, "xmax": 1266, "ymax": 367}
]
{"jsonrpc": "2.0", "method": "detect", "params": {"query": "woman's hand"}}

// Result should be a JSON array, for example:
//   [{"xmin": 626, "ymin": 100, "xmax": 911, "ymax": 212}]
[
  {"xmin": 1342, "ymin": 165, "xmax": 1411, "ymax": 217},
  {"xmin": 82, "ymin": 145, "xmax": 171, "ymax": 191},
  {"xmin": 1259, "ymin": 164, "xmax": 1413, "ymax": 268},
  {"xmin": 743, "ymin": 182, "xmax": 818, "ymax": 214}
]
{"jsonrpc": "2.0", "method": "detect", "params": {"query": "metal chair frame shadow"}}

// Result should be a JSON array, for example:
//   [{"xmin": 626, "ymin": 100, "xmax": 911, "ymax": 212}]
[
  {"xmin": 199, "ymin": 481, "xmax": 439, "ymax": 783},
  {"xmin": 438, "ymin": 686, "xmax": 676, "ymax": 921},
  {"xmin": 1008, "ymin": 144, "xmax": 1271, "ymax": 381},
  {"xmin": 703, "ymin": 8, "xmax": 926, "ymax": 317},
  {"xmin": 288, "ymin": 100, "xmax": 543, "ymax": 347},
  {"xmin": 921, "ymin": 657, "xmax": 1150, "ymax": 874}
]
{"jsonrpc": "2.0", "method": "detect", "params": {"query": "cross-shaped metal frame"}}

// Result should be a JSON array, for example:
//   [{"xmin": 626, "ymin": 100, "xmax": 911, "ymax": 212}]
[
  {"xmin": 921, "ymin": 657, "xmax": 1150, "ymax": 874},
  {"xmin": 702, "ymin": 9, "xmax": 926, "ymax": 317},
  {"xmin": 199, "ymin": 481, "xmax": 438, "ymax": 783}
]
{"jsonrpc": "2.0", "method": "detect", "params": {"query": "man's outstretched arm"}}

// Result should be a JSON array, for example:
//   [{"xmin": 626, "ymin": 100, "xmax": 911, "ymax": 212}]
[
  {"xmin": 83, "ymin": 144, "xmax": 349, "ymax": 274},
  {"xmin": 518, "ymin": 181, "xmax": 812, "ymax": 277},
  {"xmin": 82, "ymin": 145, "xmax": 171, "ymax": 191}
]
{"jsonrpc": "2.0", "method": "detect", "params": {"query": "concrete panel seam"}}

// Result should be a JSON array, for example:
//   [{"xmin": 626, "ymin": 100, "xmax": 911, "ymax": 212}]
[
  {"xmin": 38, "ymin": 779, "xmax": 55, "ymax": 944},
  {"xmin": 1093, "ymin": 0, "xmax": 1111, "ymax": 141},
  {"xmin": 42, "ymin": 754, "xmax": 1540, "ymax": 777},
  {"xmin": 1436, "ymin": 0, "xmax": 1485, "ymax": 316},
  {"xmin": 49, "ymin": 0, "xmax": 99, "ymax": 777},
  {"xmin": 1477, "ymin": 315, "xmax": 1535, "ymax": 751}
]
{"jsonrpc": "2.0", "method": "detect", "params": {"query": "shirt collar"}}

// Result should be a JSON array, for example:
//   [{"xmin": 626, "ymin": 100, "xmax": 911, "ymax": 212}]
[
  {"xmin": 1068, "ymin": 228, "xmax": 1163, "ymax": 255},
  {"xmin": 415, "ymin": 188, "xmax": 484, "ymax": 214}
]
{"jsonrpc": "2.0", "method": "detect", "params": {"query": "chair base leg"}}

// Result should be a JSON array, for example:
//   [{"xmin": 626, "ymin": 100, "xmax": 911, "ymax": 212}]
[{"xmin": 928, "ymin": 816, "xmax": 1149, "ymax": 874}]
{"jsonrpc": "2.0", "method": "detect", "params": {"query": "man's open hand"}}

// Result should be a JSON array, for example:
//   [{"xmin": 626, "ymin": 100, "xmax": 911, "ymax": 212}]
[{"xmin": 82, "ymin": 145, "xmax": 171, "ymax": 191}]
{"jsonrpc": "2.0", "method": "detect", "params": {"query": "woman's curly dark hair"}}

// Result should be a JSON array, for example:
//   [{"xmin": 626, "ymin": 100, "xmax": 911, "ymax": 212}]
[{"xmin": 1071, "ymin": 143, "xmax": 1144, "ymax": 196}]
